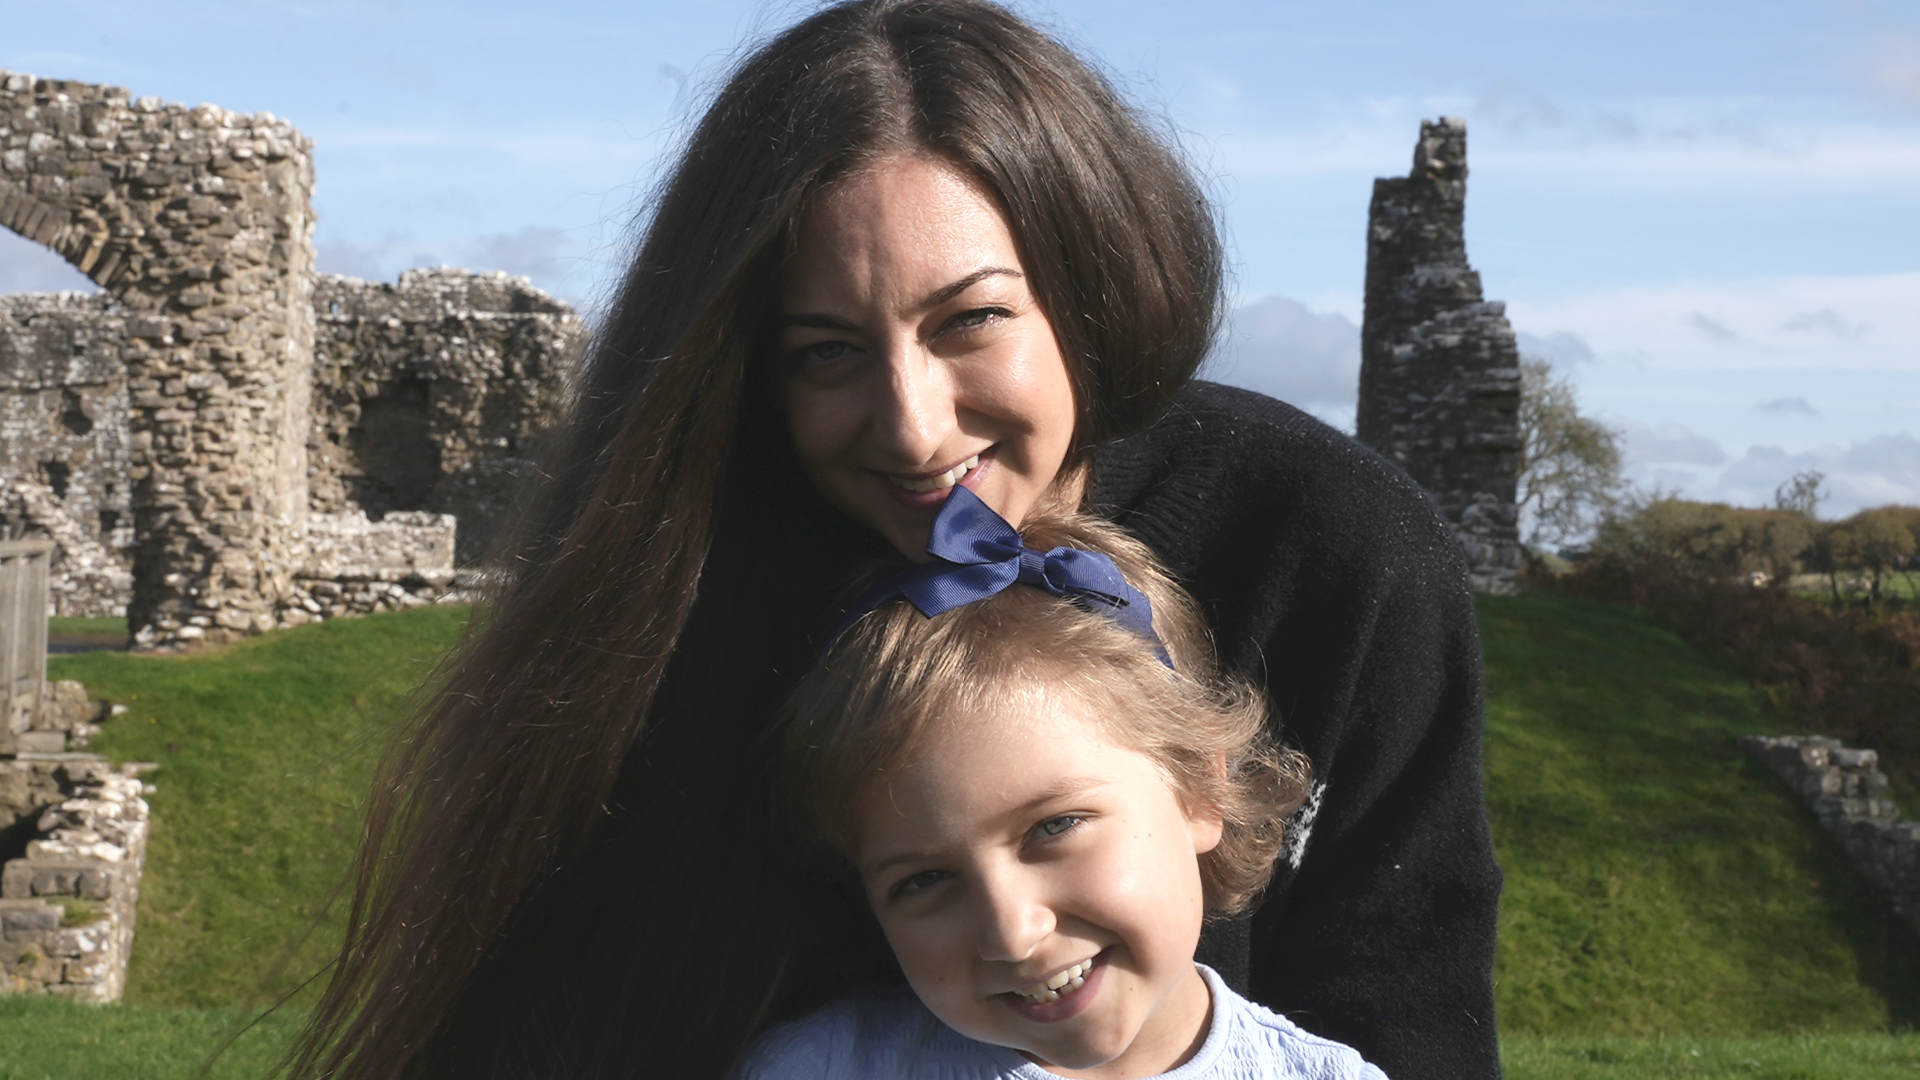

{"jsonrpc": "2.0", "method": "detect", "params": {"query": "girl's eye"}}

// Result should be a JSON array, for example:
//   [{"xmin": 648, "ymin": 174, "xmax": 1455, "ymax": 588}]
[
  {"xmin": 894, "ymin": 869, "xmax": 949, "ymax": 898},
  {"xmin": 1036, "ymin": 815, "xmax": 1082, "ymax": 839},
  {"xmin": 790, "ymin": 340, "xmax": 851, "ymax": 366}
]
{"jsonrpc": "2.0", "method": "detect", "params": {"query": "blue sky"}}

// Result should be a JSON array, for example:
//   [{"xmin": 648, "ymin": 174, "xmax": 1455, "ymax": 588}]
[{"xmin": 4, "ymin": 0, "xmax": 1916, "ymax": 520}]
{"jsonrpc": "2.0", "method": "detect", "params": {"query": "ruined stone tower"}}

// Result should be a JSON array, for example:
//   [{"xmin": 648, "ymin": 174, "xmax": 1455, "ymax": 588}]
[
  {"xmin": 1357, "ymin": 117, "xmax": 1523, "ymax": 594},
  {"xmin": 1, "ymin": 72, "xmax": 316, "ymax": 645}
]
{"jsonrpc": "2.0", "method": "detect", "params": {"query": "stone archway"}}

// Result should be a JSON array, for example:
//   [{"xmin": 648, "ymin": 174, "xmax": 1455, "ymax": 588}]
[{"xmin": 0, "ymin": 72, "xmax": 315, "ymax": 646}]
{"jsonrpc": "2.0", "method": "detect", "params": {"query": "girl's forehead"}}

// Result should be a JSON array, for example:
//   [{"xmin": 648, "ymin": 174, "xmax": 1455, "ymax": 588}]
[{"xmin": 864, "ymin": 685, "xmax": 1163, "ymax": 819}]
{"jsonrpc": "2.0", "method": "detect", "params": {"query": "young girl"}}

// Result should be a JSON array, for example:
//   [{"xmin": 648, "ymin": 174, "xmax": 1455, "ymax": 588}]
[{"xmin": 746, "ymin": 488, "xmax": 1390, "ymax": 1079}]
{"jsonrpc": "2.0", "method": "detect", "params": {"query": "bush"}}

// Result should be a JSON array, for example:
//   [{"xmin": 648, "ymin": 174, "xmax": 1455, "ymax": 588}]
[{"xmin": 1548, "ymin": 545, "xmax": 1920, "ymax": 793}]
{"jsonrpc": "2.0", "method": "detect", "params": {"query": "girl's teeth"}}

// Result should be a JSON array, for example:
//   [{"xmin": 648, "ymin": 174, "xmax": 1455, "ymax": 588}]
[
  {"xmin": 891, "ymin": 454, "xmax": 980, "ymax": 494},
  {"xmin": 1015, "ymin": 958, "xmax": 1093, "ymax": 1002}
]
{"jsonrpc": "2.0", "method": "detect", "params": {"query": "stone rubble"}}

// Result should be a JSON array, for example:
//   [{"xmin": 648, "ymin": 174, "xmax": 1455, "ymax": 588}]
[
  {"xmin": 0, "ymin": 757, "xmax": 153, "ymax": 1001},
  {"xmin": 1740, "ymin": 734, "xmax": 1920, "ymax": 933}
]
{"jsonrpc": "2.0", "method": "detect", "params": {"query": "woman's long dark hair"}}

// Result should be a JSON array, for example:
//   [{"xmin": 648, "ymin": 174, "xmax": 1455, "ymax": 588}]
[{"xmin": 287, "ymin": 2, "xmax": 1222, "ymax": 1077}]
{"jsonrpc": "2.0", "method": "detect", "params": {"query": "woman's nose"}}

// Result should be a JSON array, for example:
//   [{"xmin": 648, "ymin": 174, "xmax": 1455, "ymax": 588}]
[
  {"xmin": 973, "ymin": 877, "xmax": 1055, "ymax": 962},
  {"xmin": 868, "ymin": 343, "xmax": 955, "ymax": 467}
]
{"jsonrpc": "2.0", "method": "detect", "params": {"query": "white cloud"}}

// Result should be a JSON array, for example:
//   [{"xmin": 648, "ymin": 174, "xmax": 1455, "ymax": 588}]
[
  {"xmin": 1689, "ymin": 312, "xmax": 1739, "ymax": 343},
  {"xmin": 1514, "ymin": 329, "xmax": 1596, "ymax": 365},
  {"xmin": 1863, "ymin": 25, "xmax": 1920, "ymax": 113},
  {"xmin": 464, "ymin": 227, "xmax": 573, "ymax": 282},
  {"xmin": 1780, "ymin": 309, "xmax": 1866, "ymax": 340},
  {"xmin": 1620, "ymin": 419, "xmax": 1727, "ymax": 467},
  {"xmin": 1755, "ymin": 397, "xmax": 1819, "ymax": 417},
  {"xmin": 316, "ymin": 225, "xmax": 597, "ymax": 307},
  {"xmin": 1209, "ymin": 97, "xmax": 1920, "ymax": 196},
  {"xmin": 1707, "ymin": 436, "xmax": 1920, "ymax": 518},
  {"xmin": 1206, "ymin": 295, "xmax": 1359, "ymax": 428},
  {"xmin": 1507, "ymin": 272, "xmax": 1920, "ymax": 373}
]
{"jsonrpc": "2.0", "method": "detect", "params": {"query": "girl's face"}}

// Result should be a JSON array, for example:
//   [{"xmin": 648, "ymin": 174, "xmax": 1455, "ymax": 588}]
[
  {"xmin": 856, "ymin": 685, "xmax": 1222, "ymax": 1079},
  {"xmin": 777, "ymin": 154, "xmax": 1080, "ymax": 560}
]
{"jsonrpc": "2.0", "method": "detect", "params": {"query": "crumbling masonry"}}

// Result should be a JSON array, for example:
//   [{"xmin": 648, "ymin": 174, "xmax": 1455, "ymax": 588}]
[
  {"xmin": 0, "ymin": 73, "xmax": 580, "ymax": 643},
  {"xmin": 0, "ymin": 71, "xmax": 316, "ymax": 645},
  {"xmin": 1357, "ymin": 117, "xmax": 1523, "ymax": 594},
  {"xmin": 1741, "ymin": 735, "xmax": 1920, "ymax": 936}
]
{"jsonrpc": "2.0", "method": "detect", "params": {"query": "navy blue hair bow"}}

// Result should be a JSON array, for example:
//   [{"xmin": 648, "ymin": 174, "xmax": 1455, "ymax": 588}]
[{"xmin": 825, "ymin": 485, "xmax": 1167, "ymax": 661}]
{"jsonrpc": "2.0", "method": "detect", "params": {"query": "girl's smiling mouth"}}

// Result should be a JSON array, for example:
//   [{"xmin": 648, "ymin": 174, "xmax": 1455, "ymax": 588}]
[
  {"xmin": 1012, "ymin": 956, "xmax": 1096, "ymax": 1003},
  {"xmin": 1000, "ymin": 951, "xmax": 1108, "ymax": 1023}
]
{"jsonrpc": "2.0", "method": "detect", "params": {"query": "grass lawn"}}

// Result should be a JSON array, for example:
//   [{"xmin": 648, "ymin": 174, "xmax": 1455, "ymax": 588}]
[
  {"xmin": 1501, "ymin": 1033, "xmax": 1920, "ymax": 1078},
  {"xmin": 0, "ymin": 998, "xmax": 303, "ymax": 1079},
  {"xmin": 1479, "ymin": 591, "xmax": 1920, "ymax": 1036},
  {"xmin": 6, "ymin": 591, "xmax": 1919, "ymax": 1075},
  {"xmin": 43, "ymin": 604, "xmax": 471, "ymax": 1008}
]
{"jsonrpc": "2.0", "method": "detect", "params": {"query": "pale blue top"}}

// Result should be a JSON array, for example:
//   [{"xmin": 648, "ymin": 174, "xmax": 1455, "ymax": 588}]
[{"xmin": 735, "ymin": 964, "xmax": 1390, "ymax": 1080}]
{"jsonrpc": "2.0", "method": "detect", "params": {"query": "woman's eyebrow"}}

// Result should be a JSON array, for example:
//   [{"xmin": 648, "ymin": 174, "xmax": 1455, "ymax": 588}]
[
  {"xmin": 772, "ymin": 266, "xmax": 1024, "ymax": 332},
  {"xmin": 916, "ymin": 265, "xmax": 1022, "ymax": 311}
]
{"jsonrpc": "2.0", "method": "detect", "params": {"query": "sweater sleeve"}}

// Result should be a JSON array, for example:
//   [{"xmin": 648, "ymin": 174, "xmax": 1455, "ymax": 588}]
[{"xmin": 1092, "ymin": 383, "xmax": 1503, "ymax": 1080}]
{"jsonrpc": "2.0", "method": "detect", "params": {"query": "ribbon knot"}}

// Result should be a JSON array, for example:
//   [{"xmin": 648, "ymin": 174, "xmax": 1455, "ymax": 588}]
[{"xmin": 825, "ymin": 485, "xmax": 1164, "ymax": 658}]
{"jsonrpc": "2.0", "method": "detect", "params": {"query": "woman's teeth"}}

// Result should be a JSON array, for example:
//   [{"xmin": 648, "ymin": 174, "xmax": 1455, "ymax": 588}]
[
  {"xmin": 889, "ymin": 454, "xmax": 980, "ymax": 494},
  {"xmin": 1014, "ymin": 958, "xmax": 1094, "ymax": 1003}
]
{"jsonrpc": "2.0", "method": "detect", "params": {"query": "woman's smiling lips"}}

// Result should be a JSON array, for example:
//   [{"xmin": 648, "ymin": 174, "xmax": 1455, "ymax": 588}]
[{"xmin": 876, "ymin": 450, "xmax": 990, "ymax": 507}]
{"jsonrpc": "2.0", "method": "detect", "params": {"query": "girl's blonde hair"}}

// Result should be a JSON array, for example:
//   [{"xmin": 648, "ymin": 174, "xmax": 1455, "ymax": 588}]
[{"xmin": 784, "ymin": 511, "xmax": 1311, "ymax": 914}]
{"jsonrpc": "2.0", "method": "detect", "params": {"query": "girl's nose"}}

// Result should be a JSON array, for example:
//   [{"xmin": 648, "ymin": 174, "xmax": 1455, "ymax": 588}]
[
  {"xmin": 869, "ymin": 343, "xmax": 955, "ymax": 468},
  {"xmin": 973, "ymin": 878, "xmax": 1055, "ymax": 963}
]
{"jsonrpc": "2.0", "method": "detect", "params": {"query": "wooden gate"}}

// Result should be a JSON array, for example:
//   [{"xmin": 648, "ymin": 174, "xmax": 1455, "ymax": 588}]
[{"xmin": 1, "ymin": 539, "xmax": 53, "ymax": 735}]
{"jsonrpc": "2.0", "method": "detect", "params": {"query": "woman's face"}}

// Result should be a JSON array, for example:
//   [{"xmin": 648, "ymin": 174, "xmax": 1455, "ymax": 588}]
[{"xmin": 777, "ymin": 154, "xmax": 1079, "ymax": 560}]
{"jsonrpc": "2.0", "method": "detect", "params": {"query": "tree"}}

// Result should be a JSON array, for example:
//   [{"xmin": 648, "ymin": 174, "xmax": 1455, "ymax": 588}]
[
  {"xmin": 1773, "ymin": 469, "xmax": 1824, "ymax": 520},
  {"xmin": 1830, "ymin": 507, "xmax": 1919, "ymax": 609},
  {"xmin": 1517, "ymin": 356, "xmax": 1627, "ymax": 550}
]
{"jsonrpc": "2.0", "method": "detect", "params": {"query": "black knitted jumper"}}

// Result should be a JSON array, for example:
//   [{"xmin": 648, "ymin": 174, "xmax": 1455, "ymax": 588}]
[{"xmin": 1094, "ymin": 382, "xmax": 1503, "ymax": 1080}]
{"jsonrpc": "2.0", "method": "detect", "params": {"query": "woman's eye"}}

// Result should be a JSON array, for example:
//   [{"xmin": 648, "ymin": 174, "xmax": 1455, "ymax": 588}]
[
  {"xmin": 946, "ymin": 307, "xmax": 1007, "ymax": 333},
  {"xmin": 1036, "ymin": 815, "xmax": 1082, "ymax": 839}
]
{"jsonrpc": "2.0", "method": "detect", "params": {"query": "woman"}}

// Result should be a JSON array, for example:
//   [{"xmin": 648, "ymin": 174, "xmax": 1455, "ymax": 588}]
[{"xmin": 289, "ymin": 2, "xmax": 1500, "ymax": 1078}]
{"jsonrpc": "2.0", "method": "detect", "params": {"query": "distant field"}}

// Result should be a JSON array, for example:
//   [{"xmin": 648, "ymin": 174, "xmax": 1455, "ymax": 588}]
[{"xmin": 1789, "ymin": 571, "xmax": 1920, "ymax": 604}]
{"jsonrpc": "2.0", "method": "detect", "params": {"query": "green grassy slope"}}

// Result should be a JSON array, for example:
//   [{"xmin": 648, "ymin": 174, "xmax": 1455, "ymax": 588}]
[
  {"xmin": 45, "ymin": 605, "xmax": 471, "ymax": 1007},
  {"xmin": 10, "ymin": 591, "xmax": 1920, "ymax": 1077},
  {"xmin": 1479, "ymin": 591, "xmax": 1920, "ymax": 1035}
]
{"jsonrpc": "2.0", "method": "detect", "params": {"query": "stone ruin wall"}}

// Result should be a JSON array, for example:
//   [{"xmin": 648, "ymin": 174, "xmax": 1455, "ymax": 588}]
[
  {"xmin": 1356, "ymin": 117, "xmax": 1523, "ymax": 594},
  {"xmin": 0, "ymin": 292, "xmax": 133, "ymax": 617},
  {"xmin": 1741, "ymin": 735, "xmax": 1920, "ymax": 936},
  {"xmin": 0, "ymin": 753, "xmax": 152, "ymax": 1002},
  {"xmin": 1, "ymin": 522, "xmax": 154, "ymax": 1001},
  {"xmin": 1, "ymin": 270, "xmax": 578, "ymax": 621},
  {"xmin": 0, "ymin": 69, "xmax": 580, "ymax": 631},
  {"xmin": 309, "ymin": 269, "xmax": 576, "ymax": 568},
  {"xmin": 1, "ymin": 70, "xmax": 316, "ymax": 646},
  {"xmin": 0, "ymin": 70, "xmax": 584, "ymax": 645},
  {"xmin": 0, "ymin": 269, "xmax": 577, "ymax": 621}
]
